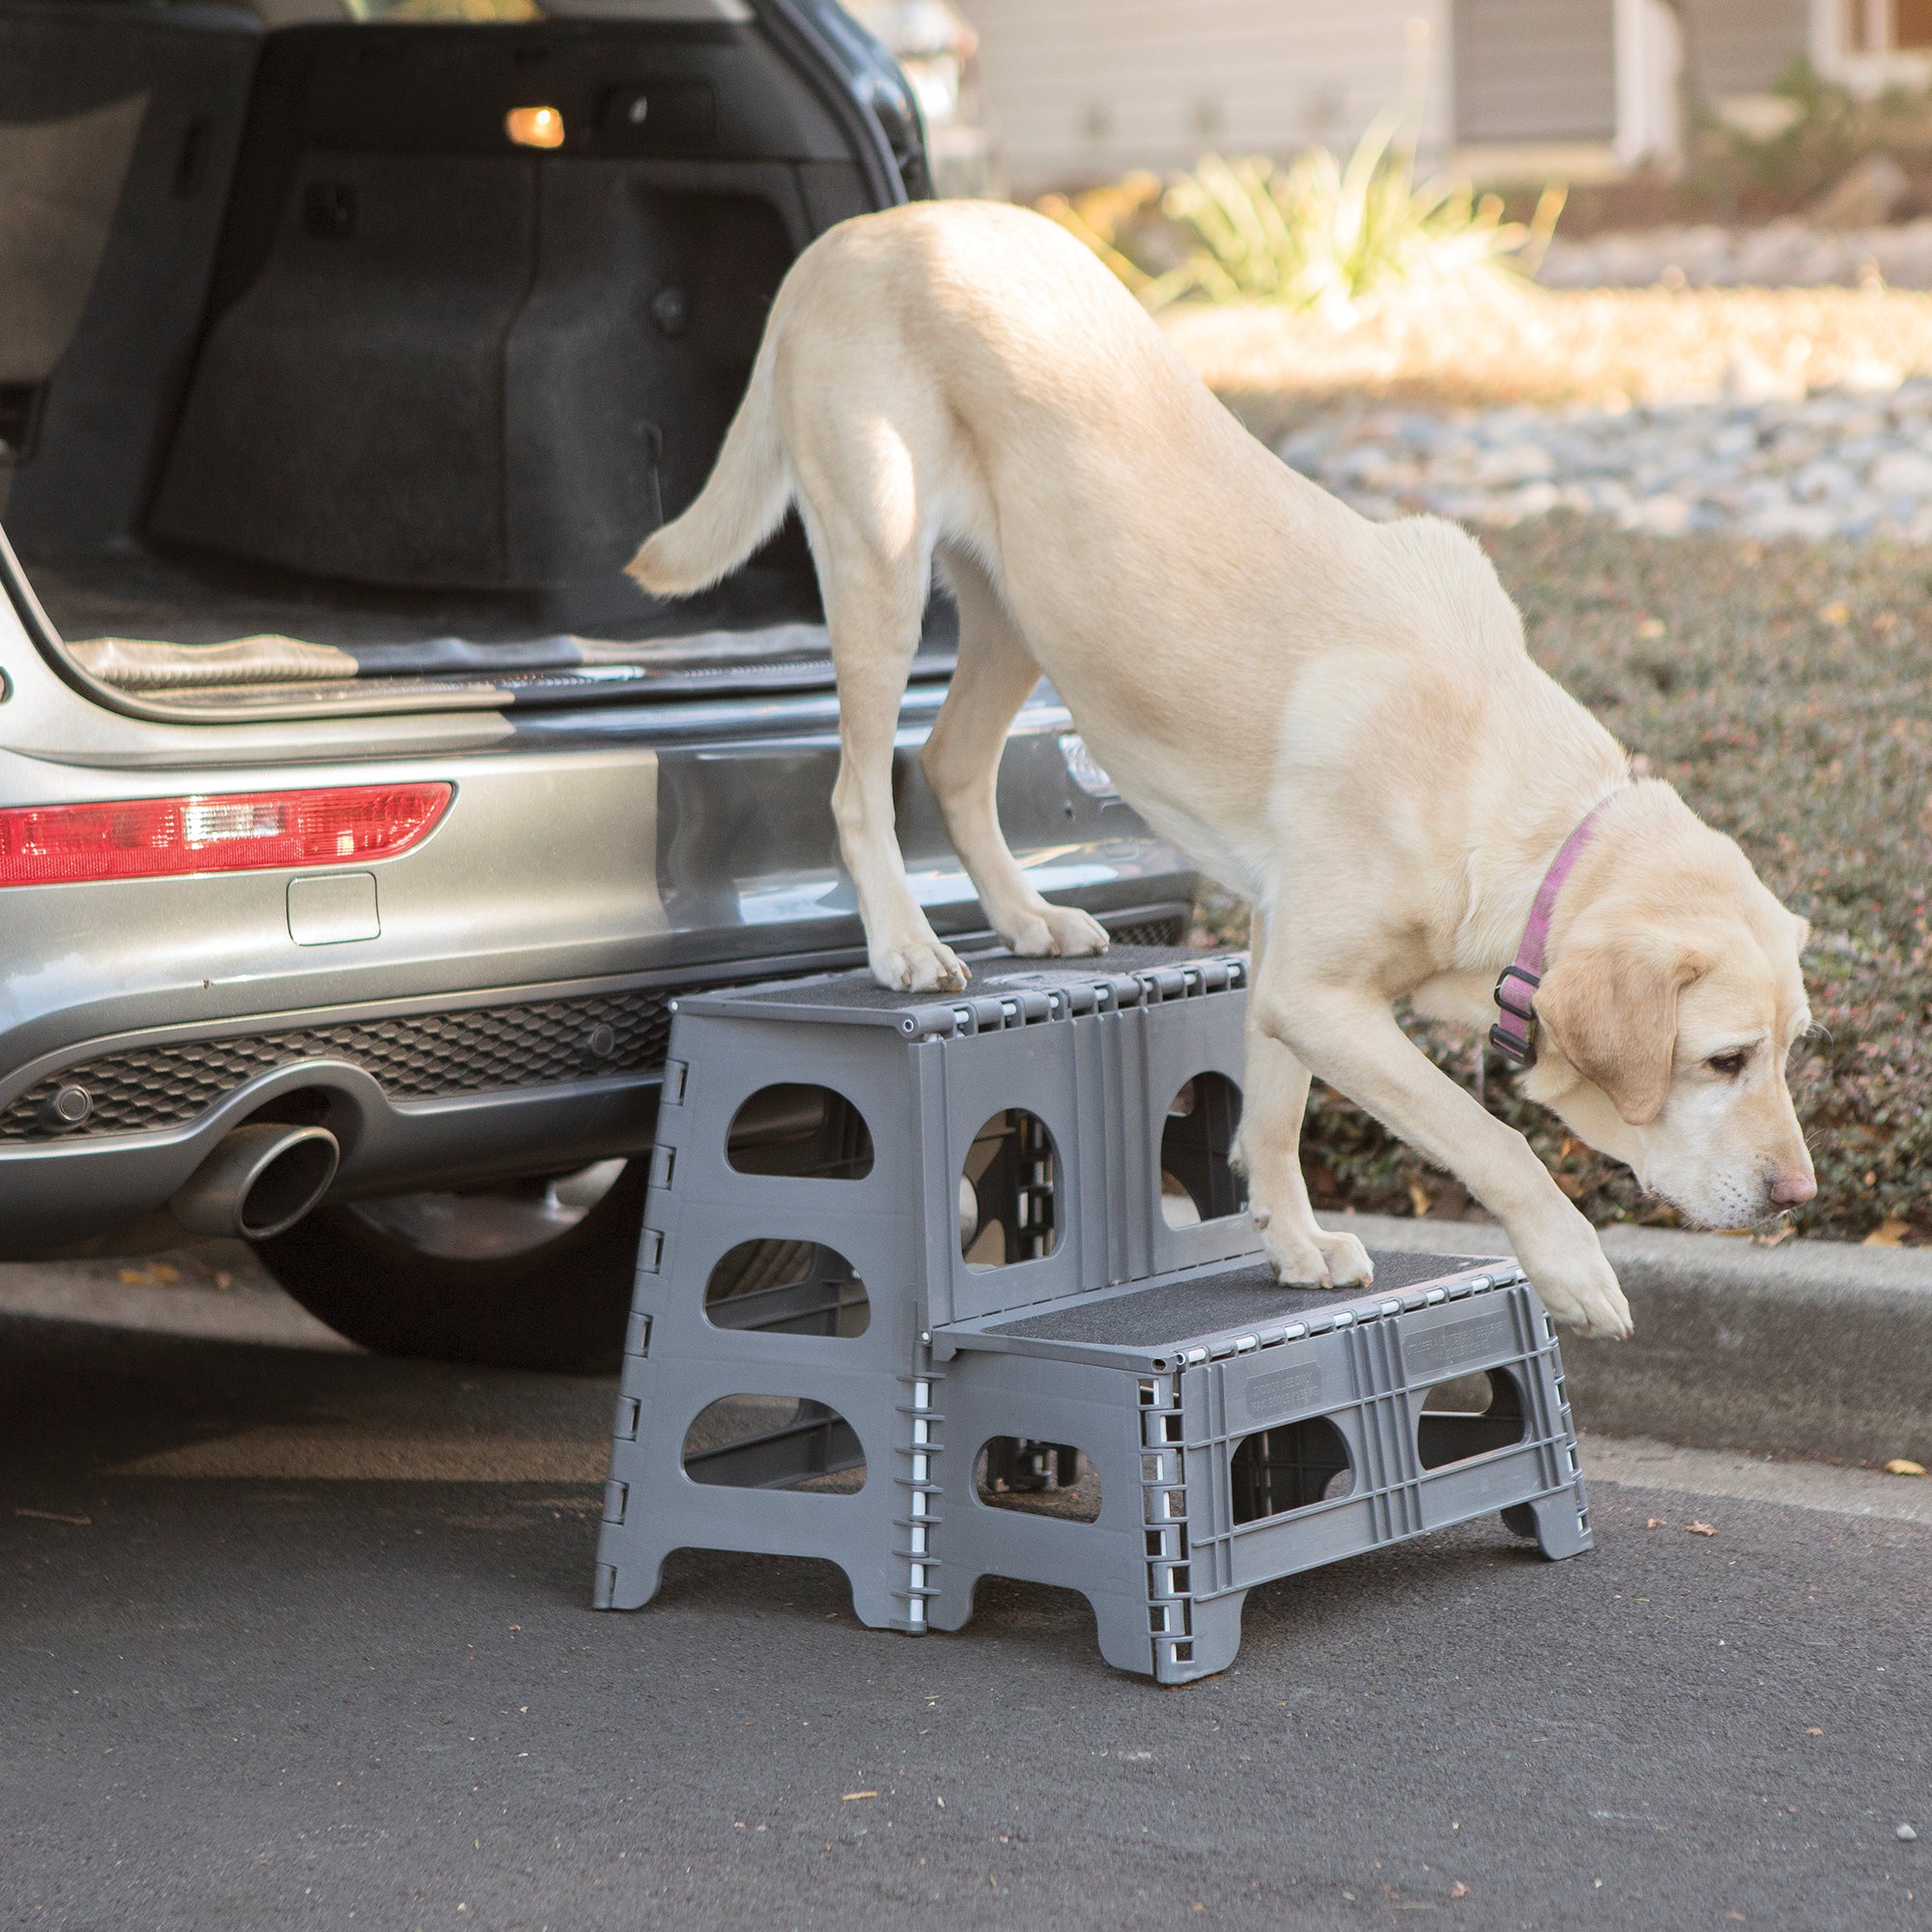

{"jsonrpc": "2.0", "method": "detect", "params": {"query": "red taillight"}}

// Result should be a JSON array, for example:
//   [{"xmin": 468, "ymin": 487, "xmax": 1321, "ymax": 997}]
[{"xmin": 0, "ymin": 782, "xmax": 452, "ymax": 887}]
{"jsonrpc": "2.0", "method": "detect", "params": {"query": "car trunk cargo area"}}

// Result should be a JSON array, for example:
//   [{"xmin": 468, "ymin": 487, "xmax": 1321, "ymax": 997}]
[{"xmin": 0, "ymin": 5, "xmax": 918, "ymax": 716}]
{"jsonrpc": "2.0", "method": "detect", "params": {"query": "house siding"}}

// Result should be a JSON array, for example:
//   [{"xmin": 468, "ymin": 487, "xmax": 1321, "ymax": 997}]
[
  {"xmin": 1683, "ymin": 0, "xmax": 1810, "ymax": 98},
  {"xmin": 962, "ymin": 0, "xmax": 1454, "ymax": 194},
  {"xmin": 1451, "ymin": 0, "xmax": 1616, "ymax": 140}
]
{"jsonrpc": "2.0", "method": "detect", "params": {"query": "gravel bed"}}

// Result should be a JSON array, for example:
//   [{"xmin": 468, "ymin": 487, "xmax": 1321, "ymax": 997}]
[
  {"xmin": 1537, "ymin": 218, "xmax": 1932, "ymax": 291},
  {"xmin": 1278, "ymin": 380, "xmax": 1932, "ymax": 542}
]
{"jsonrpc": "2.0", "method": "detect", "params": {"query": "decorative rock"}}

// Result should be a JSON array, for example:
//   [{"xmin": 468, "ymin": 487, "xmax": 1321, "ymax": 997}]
[
  {"xmin": 1810, "ymin": 155, "xmax": 1910, "ymax": 231},
  {"xmin": 1537, "ymin": 216, "xmax": 1932, "ymax": 291},
  {"xmin": 1869, "ymin": 449, "xmax": 1932, "ymax": 497},
  {"xmin": 1621, "ymin": 494, "xmax": 1693, "ymax": 534},
  {"xmin": 1472, "ymin": 443, "xmax": 1557, "ymax": 486},
  {"xmin": 1278, "ymin": 377, "xmax": 1932, "ymax": 544}
]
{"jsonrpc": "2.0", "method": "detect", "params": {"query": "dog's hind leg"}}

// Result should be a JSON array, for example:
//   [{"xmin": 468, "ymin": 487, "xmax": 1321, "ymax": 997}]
[
  {"xmin": 1235, "ymin": 905, "xmax": 1374, "ymax": 1288},
  {"xmin": 797, "ymin": 478, "xmax": 970, "ymax": 995},
  {"xmin": 921, "ymin": 549, "xmax": 1110, "ymax": 960}
]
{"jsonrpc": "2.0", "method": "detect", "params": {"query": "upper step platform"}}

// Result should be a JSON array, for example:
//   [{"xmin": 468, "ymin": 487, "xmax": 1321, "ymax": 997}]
[{"xmin": 651, "ymin": 947, "xmax": 1260, "ymax": 1328}]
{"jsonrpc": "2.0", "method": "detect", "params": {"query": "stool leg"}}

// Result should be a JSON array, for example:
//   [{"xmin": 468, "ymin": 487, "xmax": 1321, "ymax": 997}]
[
  {"xmin": 1502, "ymin": 1490, "xmax": 1592, "ymax": 1560},
  {"xmin": 592, "ymin": 1542, "xmax": 670, "ymax": 1612},
  {"xmin": 923, "ymin": 1570, "xmax": 980, "ymax": 1635},
  {"xmin": 1149, "ymin": 1593, "xmax": 1246, "ymax": 1687},
  {"xmin": 844, "ymin": 1567, "xmax": 911, "ymax": 1633},
  {"xmin": 1089, "ymin": 1590, "xmax": 1159, "ymax": 1679}
]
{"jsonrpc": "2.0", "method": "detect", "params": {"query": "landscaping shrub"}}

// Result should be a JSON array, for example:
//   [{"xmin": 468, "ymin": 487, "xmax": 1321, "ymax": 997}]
[
  {"xmin": 1691, "ymin": 57, "xmax": 1932, "ymax": 211},
  {"xmin": 1196, "ymin": 523, "xmax": 1932, "ymax": 1243},
  {"xmin": 1041, "ymin": 124, "xmax": 1561, "ymax": 319}
]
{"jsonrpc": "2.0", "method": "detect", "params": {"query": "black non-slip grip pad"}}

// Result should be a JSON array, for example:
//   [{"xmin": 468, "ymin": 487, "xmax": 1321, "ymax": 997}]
[{"xmin": 982, "ymin": 1252, "xmax": 1498, "ymax": 1350}]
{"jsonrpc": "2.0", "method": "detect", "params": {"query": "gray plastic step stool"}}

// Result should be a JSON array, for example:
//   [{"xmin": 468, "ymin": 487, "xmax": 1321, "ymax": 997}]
[{"xmin": 592, "ymin": 948, "xmax": 1590, "ymax": 1684}]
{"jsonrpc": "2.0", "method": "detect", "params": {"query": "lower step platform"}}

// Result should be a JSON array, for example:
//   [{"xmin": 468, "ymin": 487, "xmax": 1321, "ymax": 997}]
[
  {"xmin": 595, "ymin": 1243, "xmax": 1591, "ymax": 1686},
  {"xmin": 927, "ymin": 1247, "xmax": 1590, "ymax": 1683}
]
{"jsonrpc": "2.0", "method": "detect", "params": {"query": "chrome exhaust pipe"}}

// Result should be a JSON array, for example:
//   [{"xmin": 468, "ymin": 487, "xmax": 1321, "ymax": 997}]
[{"xmin": 170, "ymin": 1123, "xmax": 340, "ymax": 1240}]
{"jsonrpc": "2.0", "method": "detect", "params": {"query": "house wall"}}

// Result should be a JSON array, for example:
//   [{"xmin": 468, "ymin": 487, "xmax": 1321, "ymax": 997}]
[
  {"xmin": 1452, "ymin": 0, "xmax": 1616, "ymax": 141},
  {"xmin": 962, "ymin": 0, "xmax": 1819, "ymax": 195},
  {"xmin": 961, "ymin": 0, "xmax": 1454, "ymax": 196},
  {"xmin": 1683, "ymin": 0, "xmax": 1811, "ymax": 97}
]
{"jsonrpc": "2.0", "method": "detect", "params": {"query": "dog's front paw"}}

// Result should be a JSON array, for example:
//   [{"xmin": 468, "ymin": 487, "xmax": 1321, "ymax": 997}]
[
  {"xmin": 1259, "ymin": 1217, "xmax": 1375, "ymax": 1292},
  {"xmin": 1517, "ymin": 1228, "xmax": 1633, "ymax": 1339},
  {"xmin": 1003, "ymin": 904, "xmax": 1111, "ymax": 960},
  {"xmin": 869, "ymin": 936, "xmax": 970, "ymax": 995}
]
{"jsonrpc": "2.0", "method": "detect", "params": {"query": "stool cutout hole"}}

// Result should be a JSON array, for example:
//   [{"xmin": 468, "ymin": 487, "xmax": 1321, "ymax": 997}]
[
  {"xmin": 1417, "ymin": 1368, "xmax": 1526, "ymax": 1469},
  {"xmin": 1159, "ymin": 1073, "xmax": 1248, "ymax": 1228},
  {"xmin": 703, "ymin": 1239, "xmax": 869, "ymax": 1338},
  {"xmin": 1230, "ymin": 1415, "xmax": 1354, "ymax": 1524},
  {"xmin": 973, "ymin": 1436, "xmax": 1101, "ymax": 1522},
  {"xmin": 727, "ymin": 1084, "xmax": 873, "ymax": 1179},
  {"xmin": 682, "ymin": 1395, "xmax": 866, "ymax": 1492},
  {"xmin": 961, "ymin": 1109, "xmax": 1059, "ymax": 1268}
]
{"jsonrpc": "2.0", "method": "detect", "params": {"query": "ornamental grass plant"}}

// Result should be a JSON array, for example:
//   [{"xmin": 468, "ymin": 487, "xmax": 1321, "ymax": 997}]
[{"xmin": 1041, "ymin": 120, "xmax": 1561, "ymax": 321}]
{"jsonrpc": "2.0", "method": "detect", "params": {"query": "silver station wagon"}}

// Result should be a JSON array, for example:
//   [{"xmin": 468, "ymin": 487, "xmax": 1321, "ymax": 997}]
[{"xmin": 0, "ymin": 0, "xmax": 1194, "ymax": 1367}]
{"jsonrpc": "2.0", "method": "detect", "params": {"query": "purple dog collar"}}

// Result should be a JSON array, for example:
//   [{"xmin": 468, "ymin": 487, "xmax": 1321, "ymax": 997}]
[{"xmin": 1489, "ymin": 789, "xmax": 1628, "ymax": 1067}]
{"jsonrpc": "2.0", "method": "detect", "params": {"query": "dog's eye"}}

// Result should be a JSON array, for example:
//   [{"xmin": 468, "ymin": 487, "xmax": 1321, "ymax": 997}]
[{"xmin": 1707, "ymin": 1049, "xmax": 1749, "ymax": 1077}]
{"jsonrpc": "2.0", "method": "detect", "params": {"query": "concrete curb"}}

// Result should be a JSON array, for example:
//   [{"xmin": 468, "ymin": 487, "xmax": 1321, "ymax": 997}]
[{"xmin": 1327, "ymin": 1211, "xmax": 1932, "ymax": 1468}]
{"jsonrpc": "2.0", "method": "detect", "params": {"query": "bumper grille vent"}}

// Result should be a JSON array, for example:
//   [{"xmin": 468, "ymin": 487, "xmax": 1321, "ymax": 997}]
[{"xmin": 0, "ymin": 987, "xmax": 684, "ymax": 1143}]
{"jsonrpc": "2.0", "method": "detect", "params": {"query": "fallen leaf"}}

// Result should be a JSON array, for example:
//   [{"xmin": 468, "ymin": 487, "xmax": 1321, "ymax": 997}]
[
  {"xmin": 1885, "ymin": 1459, "xmax": 1927, "ymax": 1477},
  {"xmin": 840, "ymin": 1791, "xmax": 877, "ymax": 1802},
  {"xmin": 1725, "ymin": 1914, "xmax": 1747, "ymax": 1924},
  {"xmin": 1804, "ymin": 1726, "xmax": 1824, "ymax": 1736},
  {"xmin": 1646, "ymin": 1518, "xmax": 1667, "ymax": 1528},
  {"xmin": 1686, "ymin": 1521, "xmax": 1717, "ymax": 1536},
  {"xmin": 1751, "ymin": 1225, "xmax": 1796, "ymax": 1248},
  {"xmin": 13, "ymin": 1507, "xmax": 91, "ymax": 1525},
  {"xmin": 1863, "ymin": 1216, "xmax": 1910, "ymax": 1247},
  {"xmin": 1450, "ymin": 1881, "xmax": 1469, "ymax": 1899}
]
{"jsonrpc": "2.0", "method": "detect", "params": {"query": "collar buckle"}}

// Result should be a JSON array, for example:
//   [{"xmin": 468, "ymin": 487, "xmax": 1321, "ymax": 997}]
[{"xmin": 1489, "ymin": 963, "xmax": 1542, "ymax": 1066}]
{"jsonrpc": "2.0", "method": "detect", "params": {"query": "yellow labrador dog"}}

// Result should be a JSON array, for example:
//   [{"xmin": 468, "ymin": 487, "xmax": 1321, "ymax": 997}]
[{"xmin": 629, "ymin": 201, "xmax": 1816, "ymax": 1338}]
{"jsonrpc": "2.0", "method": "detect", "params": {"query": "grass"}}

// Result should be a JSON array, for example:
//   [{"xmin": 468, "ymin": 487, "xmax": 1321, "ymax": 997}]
[{"xmin": 1193, "ymin": 522, "xmax": 1932, "ymax": 1245}]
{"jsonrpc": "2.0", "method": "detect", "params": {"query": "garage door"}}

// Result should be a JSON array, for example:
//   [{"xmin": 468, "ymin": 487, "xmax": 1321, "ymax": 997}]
[{"xmin": 1453, "ymin": 0, "xmax": 1616, "ymax": 142}]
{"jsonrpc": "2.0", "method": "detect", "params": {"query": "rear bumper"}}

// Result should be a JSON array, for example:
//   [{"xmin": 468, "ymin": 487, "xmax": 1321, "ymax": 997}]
[
  {"xmin": 0, "ymin": 910, "xmax": 1190, "ymax": 1255},
  {"xmin": 0, "ymin": 673, "xmax": 1195, "ymax": 1253}
]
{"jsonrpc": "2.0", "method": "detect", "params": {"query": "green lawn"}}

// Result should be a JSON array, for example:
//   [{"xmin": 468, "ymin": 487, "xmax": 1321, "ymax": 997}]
[{"xmin": 1194, "ymin": 521, "xmax": 1932, "ymax": 1244}]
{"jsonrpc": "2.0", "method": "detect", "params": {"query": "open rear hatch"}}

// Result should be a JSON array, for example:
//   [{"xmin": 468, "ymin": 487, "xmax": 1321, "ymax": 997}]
[{"xmin": 0, "ymin": 2, "xmax": 941, "ymax": 720}]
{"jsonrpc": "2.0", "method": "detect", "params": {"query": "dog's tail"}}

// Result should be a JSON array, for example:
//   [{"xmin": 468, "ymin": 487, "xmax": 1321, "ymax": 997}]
[{"xmin": 626, "ymin": 317, "xmax": 791, "ymax": 599}]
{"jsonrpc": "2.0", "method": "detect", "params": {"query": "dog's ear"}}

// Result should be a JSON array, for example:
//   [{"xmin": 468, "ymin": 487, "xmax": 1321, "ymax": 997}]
[{"xmin": 1535, "ymin": 935, "xmax": 1707, "ymax": 1126}]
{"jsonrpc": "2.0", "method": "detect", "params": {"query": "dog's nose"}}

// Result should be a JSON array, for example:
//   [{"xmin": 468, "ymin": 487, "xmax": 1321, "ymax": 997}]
[{"xmin": 1769, "ymin": 1164, "xmax": 1817, "ymax": 1208}]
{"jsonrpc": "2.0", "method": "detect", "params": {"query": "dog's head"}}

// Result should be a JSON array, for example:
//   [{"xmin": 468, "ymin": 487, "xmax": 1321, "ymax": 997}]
[{"xmin": 1520, "ymin": 795, "xmax": 1814, "ymax": 1230}]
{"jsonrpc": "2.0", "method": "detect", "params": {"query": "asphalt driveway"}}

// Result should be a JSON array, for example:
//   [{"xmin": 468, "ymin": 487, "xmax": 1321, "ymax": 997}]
[{"xmin": 2, "ymin": 1280, "xmax": 1927, "ymax": 1932}]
